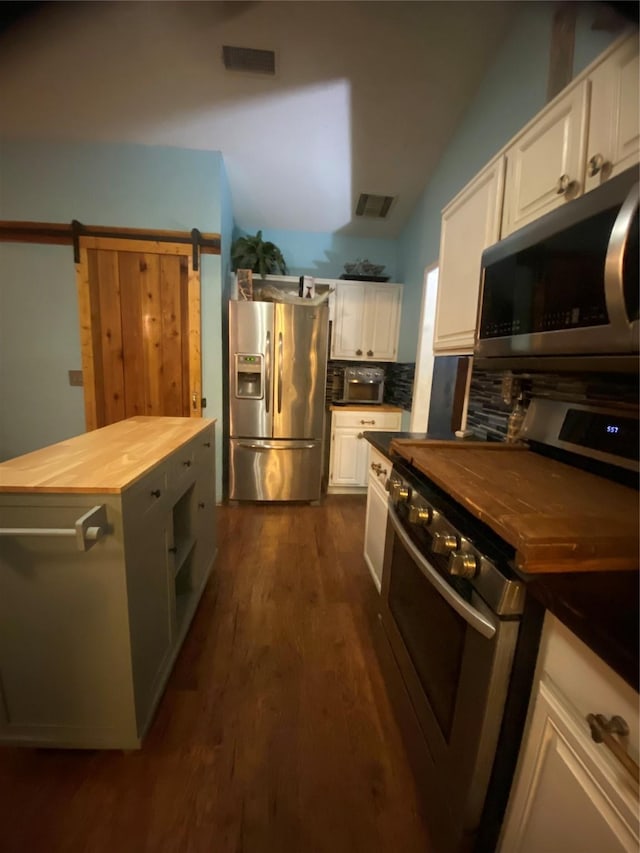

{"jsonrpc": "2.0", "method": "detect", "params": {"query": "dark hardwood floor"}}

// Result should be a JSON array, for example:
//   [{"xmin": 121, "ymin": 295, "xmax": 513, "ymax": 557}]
[{"xmin": 0, "ymin": 497, "xmax": 433, "ymax": 852}]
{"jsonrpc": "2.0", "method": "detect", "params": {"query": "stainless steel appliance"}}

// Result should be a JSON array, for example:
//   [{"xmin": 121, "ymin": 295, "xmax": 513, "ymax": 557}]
[
  {"xmin": 475, "ymin": 165, "xmax": 639, "ymax": 372},
  {"xmin": 341, "ymin": 366, "xmax": 385, "ymax": 404},
  {"xmin": 228, "ymin": 300, "xmax": 329, "ymax": 501},
  {"xmin": 377, "ymin": 397, "xmax": 639, "ymax": 853}
]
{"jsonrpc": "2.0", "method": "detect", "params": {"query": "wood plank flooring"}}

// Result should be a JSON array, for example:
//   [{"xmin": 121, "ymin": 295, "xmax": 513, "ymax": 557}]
[{"xmin": 0, "ymin": 497, "xmax": 433, "ymax": 852}]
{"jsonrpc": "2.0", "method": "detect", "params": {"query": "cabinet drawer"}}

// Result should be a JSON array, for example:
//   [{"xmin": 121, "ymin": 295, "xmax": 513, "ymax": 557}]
[
  {"xmin": 368, "ymin": 445, "xmax": 392, "ymax": 493},
  {"xmin": 540, "ymin": 613, "xmax": 639, "ymax": 766},
  {"xmin": 332, "ymin": 410, "xmax": 402, "ymax": 430},
  {"xmin": 168, "ymin": 437, "xmax": 199, "ymax": 495},
  {"xmin": 124, "ymin": 466, "xmax": 168, "ymax": 518}
]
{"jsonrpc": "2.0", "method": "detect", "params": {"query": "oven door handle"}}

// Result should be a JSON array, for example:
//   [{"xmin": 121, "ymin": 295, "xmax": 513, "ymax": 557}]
[{"xmin": 387, "ymin": 502, "xmax": 497, "ymax": 640}]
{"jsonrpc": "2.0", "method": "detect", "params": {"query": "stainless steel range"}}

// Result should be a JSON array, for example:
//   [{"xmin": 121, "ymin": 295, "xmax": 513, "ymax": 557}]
[{"xmin": 376, "ymin": 397, "xmax": 639, "ymax": 853}]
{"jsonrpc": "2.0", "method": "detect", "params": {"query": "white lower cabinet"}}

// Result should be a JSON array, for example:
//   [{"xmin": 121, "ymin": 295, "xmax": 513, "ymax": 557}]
[
  {"xmin": 363, "ymin": 445, "xmax": 392, "ymax": 591},
  {"xmin": 328, "ymin": 408, "xmax": 401, "ymax": 493},
  {"xmin": 499, "ymin": 614, "xmax": 639, "ymax": 853}
]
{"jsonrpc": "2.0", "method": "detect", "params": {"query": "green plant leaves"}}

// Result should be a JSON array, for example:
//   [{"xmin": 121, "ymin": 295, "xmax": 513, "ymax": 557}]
[{"xmin": 231, "ymin": 231, "xmax": 287, "ymax": 277}]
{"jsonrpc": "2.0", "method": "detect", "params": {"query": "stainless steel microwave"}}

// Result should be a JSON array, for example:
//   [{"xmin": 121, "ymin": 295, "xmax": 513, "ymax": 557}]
[{"xmin": 475, "ymin": 165, "xmax": 639, "ymax": 372}]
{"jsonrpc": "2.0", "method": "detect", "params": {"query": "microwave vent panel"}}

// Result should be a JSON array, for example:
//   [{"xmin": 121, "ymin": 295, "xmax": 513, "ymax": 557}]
[
  {"xmin": 355, "ymin": 193, "xmax": 395, "ymax": 219},
  {"xmin": 222, "ymin": 45, "xmax": 276, "ymax": 75}
]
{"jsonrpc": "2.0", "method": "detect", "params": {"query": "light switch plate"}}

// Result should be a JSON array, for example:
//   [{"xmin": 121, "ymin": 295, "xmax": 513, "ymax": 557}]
[{"xmin": 68, "ymin": 370, "xmax": 83, "ymax": 387}]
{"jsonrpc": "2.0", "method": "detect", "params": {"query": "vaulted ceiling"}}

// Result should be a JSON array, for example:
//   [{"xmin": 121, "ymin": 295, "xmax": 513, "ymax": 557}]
[{"xmin": 0, "ymin": 1, "xmax": 580, "ymax": 237}]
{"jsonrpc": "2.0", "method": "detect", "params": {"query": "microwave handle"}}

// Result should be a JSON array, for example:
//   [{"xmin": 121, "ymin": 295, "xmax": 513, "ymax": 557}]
[
  {"xmin": 604, "ymin": 180, "xmax": 638, "ymax": 329},
  {"xmin": 386, "ymin": 502, "xmax": 497, "ymax": 640}
]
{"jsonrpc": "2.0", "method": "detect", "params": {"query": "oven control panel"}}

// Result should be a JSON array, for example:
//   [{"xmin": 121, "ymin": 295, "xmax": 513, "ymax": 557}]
[{"xmin": 387, "ymin": 468, "xmax": 525, "ymax": 616}]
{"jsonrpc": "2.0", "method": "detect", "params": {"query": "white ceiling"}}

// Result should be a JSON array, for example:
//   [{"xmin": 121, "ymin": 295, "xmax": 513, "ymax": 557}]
[{"xmin": 0, "ymin": 1, "xmax": 522, "ymax": 237}]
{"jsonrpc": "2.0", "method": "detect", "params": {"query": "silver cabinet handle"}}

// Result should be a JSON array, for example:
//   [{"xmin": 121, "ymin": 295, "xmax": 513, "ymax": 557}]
[
  {"xmin": 237, "ymin": 442, "xmax": 316, "ymax": 450},
  {"xmin": 586, "ymin": 714, "xmax": 639, "ymax": 783},
  {"xmin": 587, "ymin": 153, "xmax": 606, "ymax": 177},
  {"xmin": 0, "ymin": 505, "xmax": 107, "ymax": 552},
  {"xmin": 371, "ymin": 462, "xmax": 387, "ymax": 476},
  {"xmin": 265, "ymin": 331, "xmax": 271, "ymax": 414},
  {"xmin": 556, "ymin": 173, "xmax": 571, "ymax": 195}
]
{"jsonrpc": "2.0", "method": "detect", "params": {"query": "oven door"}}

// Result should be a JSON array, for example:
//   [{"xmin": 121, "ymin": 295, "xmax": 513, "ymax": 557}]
[{"xmin": 380, "ymin": 501, "xmax": 519, "ymax": 844}]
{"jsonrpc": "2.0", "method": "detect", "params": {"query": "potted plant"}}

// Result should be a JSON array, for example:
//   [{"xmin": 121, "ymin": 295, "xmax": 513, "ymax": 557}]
[{"xmin": 231, "ymin": 230, "xmax": 287, "ymax": 277}]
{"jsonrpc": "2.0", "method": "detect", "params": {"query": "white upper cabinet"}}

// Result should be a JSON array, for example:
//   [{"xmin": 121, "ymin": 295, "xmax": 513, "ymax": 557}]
[
  {"xmin": 585, "ymin": 34, "xmax": 640, "ymax": 193},
  {"xmin": 501, "ymin": 81, "xmax": 590, "ymax": 237},
  {"xmin": 434, "ymin": 157, "xmax": 505, "ymax": 353},
  {"xmin": 331, "ymin": 281, "xmax": 402, "ymax": 361}
]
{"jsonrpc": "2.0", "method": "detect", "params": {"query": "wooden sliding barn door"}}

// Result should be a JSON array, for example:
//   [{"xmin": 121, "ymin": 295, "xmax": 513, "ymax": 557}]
[{"xmin": 75, "ymin": 237, "xmax": 202, "ymax": 431}]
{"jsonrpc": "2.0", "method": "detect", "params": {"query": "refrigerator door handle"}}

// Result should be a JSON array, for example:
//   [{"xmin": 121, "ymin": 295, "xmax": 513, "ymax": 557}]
[
  {"xmin": 265, "ymin": 331, "xmax": 271, "ymax": 413},
  {"xmin": 277, "ymin": 331, "xmax": 283, "ymax": 414},
  {"xmin": 236, "ymin": 442, "xmax": 317, "ymax": 450}
]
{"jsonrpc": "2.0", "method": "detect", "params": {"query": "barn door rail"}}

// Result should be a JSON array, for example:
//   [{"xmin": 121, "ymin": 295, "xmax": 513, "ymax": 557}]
[
  {"xmin": 71, "ymin": 220, "xmax": 219, "ymax": 270},
  {"xmin": 0, "ymin": 220, "xmax": 221, "ymax": 271}
]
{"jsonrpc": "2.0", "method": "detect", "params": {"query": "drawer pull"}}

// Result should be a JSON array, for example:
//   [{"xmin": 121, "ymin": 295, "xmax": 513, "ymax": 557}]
[
  {"xmin": 367, "ymin": 350, "xmax": 374, "ymax": 357},
  {"xmin": 182, "ymin": 460, "xmax": 192, "ymax": 468},
  {"xmin": 587, "ymin": 153, "xmax": 606, "ymax": 177},
  {"xmin": 360, "ymin": 419, "xmax": 376, "ymax": 426},
  {"xmin": 370, "ymin": 462, "xmax": 387, "ymax": 476},
  {"xmin": 150, "ymin": 489, "xmax": 161, "ymax": 498},
  {"xmin": 356, "ymin": 348, "xmax": 363, "ymax": 356},
  {"xmin": 204, "ymin": 441, "xmax": 211, "ymax": 448},
  {"xmin": 198, "ymin": 501, "xmax": 206, "ymax": 509},
  {"xmin": 168, "ymin": 546, "xmax": 178, "ymax": 554},
  {"xmin": 357, "ymin": 432, "xmax": 364, "ymax": 439},
  {"xmin": 586, "ymin": 713, "xmax": 639, "ymax": 783}
]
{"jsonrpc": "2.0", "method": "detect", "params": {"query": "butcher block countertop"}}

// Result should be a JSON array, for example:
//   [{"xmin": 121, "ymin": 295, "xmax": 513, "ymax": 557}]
[
  {"xmin": 390, "ymin": 438, "xmax": 639, "ymax": 575},
  {"xmin": 329, "ymin": 404, "xmax": 402, "ymax": 412},
  {"xmin": 0, "ymin": 417, "xmax": 216, "ymax": 495}
]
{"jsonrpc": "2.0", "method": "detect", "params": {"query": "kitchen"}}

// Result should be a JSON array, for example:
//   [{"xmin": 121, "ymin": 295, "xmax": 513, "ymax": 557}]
[{"xmin": 0, "ymin": 1, "xmax": 636, "ymax": 849}]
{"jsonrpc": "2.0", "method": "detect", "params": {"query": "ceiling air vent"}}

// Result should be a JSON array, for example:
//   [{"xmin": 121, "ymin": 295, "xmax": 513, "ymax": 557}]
[
  {"xmin": 355, "ymin": 193, "xmax": 395, "ymax": 219},
  {"xmin": 222, "ymin": 45, "xmax": 276, "ymax": 75}
]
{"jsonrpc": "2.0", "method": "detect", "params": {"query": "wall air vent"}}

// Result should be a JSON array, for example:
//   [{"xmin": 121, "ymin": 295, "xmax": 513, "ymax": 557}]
[
  {"xmin": 355, "ymin": 193, "xmax": 395, "ymax": 219},
  {"xmin": 222, "ymin": 45, "xmax": 276, "ymax": 75}
]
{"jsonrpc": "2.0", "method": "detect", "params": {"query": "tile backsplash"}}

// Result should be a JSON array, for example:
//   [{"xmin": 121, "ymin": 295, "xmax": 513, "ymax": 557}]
[
  {"xmin": 467, "ymin": 367, "xmax": 639, "ymax": 441},
  {"xmin": 326, "ymin": 360, "xmax": 415, "ymax": 410}
]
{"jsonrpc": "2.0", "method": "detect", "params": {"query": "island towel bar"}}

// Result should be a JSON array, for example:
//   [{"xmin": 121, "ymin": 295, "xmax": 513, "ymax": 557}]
[{"xmin": 0, "ymin": 505, "xmax": 108, "ymax": 552}]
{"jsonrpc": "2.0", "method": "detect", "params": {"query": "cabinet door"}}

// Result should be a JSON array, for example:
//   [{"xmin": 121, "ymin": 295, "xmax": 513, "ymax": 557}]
[
  {"xmin": 434, "ymin": 158, "xmax": 505, "ymax": 353},
  {"xmin": 502, "ymin": 82, "xmax": 589, "ymax": 237},
  {"xmin": 329, "ymin": 427, "xmax": 369, "ymax": 486},
  {"xmin": 125, "ymin": 511, "xmax": 173, "ymax": 732},
  {"xmin": 585, "ymin": 35, "xmax": 640, "ymax": 193},
  {"xmin": 331, "ymin": 282, "xmax": 367, "ymax": 359},
  {"xmin": 499, "ymin": 680, "xmax": 639, "ymax": 853},
  {"xmin": 363, "ymin": 454, "xmax": 391, "ymax": 591},
  {"xmin": 363, "ymin": 284, "xmax": 402, "ymax": 360}
]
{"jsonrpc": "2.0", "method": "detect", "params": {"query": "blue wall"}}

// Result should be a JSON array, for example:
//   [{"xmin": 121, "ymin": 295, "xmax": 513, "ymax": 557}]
[
  {"xmin": 0, "ymin": 139, "xmax": 226, "ymax": 498},
  {"xmin": 396, "ymin": 2, "xmax": 620, "ymax": 361},
  {"xmin": 232, "ymin": 226, "xmax": 399, "ymax": 282}
]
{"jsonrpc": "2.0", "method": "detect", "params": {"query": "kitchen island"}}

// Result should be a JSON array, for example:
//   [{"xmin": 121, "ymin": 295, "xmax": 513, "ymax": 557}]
[{"xmin": 0, "ymin": 416, "xmax": 217, "ymax": 749}]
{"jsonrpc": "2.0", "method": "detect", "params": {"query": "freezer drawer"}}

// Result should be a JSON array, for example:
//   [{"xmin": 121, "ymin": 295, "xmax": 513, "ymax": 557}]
[{"xmin": 229, "ymin": 439, "xmax": 323, "ymax": 501}]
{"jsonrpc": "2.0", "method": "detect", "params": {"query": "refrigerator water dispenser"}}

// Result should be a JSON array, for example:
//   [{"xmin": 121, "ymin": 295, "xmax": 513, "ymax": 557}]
[{"xmin": 235, "ymin": 354, "xmax": 264, "ymax": 399}]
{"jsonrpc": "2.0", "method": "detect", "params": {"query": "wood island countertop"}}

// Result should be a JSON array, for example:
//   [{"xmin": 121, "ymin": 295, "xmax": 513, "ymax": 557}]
[{"xmin": 0, "ymin": 417, "xmax": 216, "ymax": 495}]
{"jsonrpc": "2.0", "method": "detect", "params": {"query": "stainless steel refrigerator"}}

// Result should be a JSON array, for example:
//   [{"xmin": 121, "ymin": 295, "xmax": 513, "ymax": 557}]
[{"xmin": 228, "ymin": 300, "xmax": 329, "ymax": 501}]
